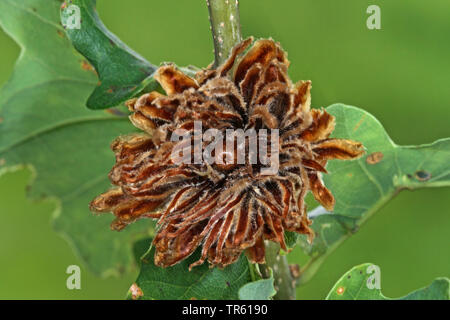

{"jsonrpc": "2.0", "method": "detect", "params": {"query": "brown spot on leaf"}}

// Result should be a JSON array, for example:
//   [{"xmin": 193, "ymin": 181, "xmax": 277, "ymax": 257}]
[
  {"xmin": 129, "ymin": 283, "xmax": 143, "ymax": 300},
  {"xmin": 336, "ymin": 286, "xmax": 345, "ymax": 295},
  {"xmin": 81, "ymin": 60, "xmax": 97, "ymax": 75},
  {"xmin": 57, "ymin": 30, "xmax": 65, "ymax": 38},
  {"xmin": 415, "ymin": 170, "xmax": 431, "ymax": 181},
  {"xmin": 289, "ymin": 264, "xmax": 300, "ymax": 279},
  {"xmin": 0, "ymin": 159, "xmax": 5, "ymax": 166},
  {"xmin": 353, "ymin": 114, "xmax": 366, "ymax": 132},
  {"xmin": 106, "ymin": 84, "xmax": 120, "ymax": 94},
  {"xmin": 366, "ymin": 152, "xmax": 384, "ymax": 165}
]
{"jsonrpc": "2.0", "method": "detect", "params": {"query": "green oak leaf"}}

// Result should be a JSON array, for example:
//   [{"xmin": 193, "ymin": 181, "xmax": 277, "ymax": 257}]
[
  {"xmin": 297, "ymin": 104, "xmax": 450, "ymax": 284},
  {"xmin": 60, "ymin": 0, "xmax": 158, "ymax": 109},
  {"xmin": 238, "ymin": 269, "xmax": 276, "ymax": 300},
  {"xmin": 326, "ymin": 263, "xmax": 449, "ymax": 300},
  {"xmin": 0, "ymin": 0, "xmax": 153, "ymax": 276},
  {"xmin": 128, "ymin": 245, "xmax": 253, "ymax": 300}
]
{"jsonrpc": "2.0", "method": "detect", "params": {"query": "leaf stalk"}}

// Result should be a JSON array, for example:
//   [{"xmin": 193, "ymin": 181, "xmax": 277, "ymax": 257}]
[
  {"xmin": 259, "ymin": 242, "xmax": 296, "ymax": 300},
  {"xmin": 207, "ymin": 0, "xmax": 242, "ymax": 67}
]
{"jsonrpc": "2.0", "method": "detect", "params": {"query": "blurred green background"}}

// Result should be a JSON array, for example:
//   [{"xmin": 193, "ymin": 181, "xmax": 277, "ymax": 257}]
[{"xmin": 0, "ymin": 0, "xmax": 448, "ymax": 299}]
